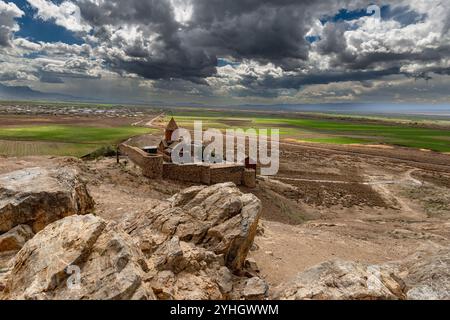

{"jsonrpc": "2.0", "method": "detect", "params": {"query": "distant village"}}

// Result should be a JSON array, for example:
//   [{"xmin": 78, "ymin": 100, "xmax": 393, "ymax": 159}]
[{"xmin": 0, "ymin": 103, "xmax": 153, "ymax": 118}]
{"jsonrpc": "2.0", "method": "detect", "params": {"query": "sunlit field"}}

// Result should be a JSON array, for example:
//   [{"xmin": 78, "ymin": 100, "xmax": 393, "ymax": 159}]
[
  {"xmin": 0, "ymin": 125, "xmax": 151, "ymax": 157},
  {"xmin": 169, "ymin": 113, "xmax": 450, "ymax": 152}
]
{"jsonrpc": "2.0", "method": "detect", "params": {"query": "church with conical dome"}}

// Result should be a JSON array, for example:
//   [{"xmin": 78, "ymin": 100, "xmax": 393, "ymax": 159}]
[{"xmin": 119, "ymin": 117, "xmax": 256, "ymax": 188}]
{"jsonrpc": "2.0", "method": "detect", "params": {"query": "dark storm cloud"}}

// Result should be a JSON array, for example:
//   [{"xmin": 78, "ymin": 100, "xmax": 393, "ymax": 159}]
[
  {"xmin": 78, "ymin": 0, "xmax": 177, "ymax": 28},
  {"xmin": 75, "ymin": 0, "xmax": 217, "ymax": 80},
  {"xmin": 315, "ymin": 22, "xmax": 350, "ymax": 57},
  {"xmin": 187, "ymin": 0, "xmax": 315, "ymax": 67},
  {"xmin": 73, "ymin": 0, "xmax": 364, "ymax": 81},
  {"xmin": 261, "ymin": 67, "xmax": 403, "ymax": 89},
  {"xmin": 346, "ymin": 48, "xmax": 450, "ymax": 71},
  {"xmin": 230, "ymin": 67, "xmax": 402, "ymax": 97}
]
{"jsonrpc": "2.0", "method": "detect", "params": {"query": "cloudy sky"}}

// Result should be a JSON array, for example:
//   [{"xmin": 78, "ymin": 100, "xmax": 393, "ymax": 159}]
[{"xmin": 0, "ymin": 0, "xmax": 450, "ymax": 105}]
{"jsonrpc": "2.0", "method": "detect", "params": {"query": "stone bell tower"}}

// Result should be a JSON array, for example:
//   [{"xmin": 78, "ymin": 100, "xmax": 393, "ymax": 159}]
[{"xmin": 165, "ymin": 117, "xmax": 179, "ymax": 142}]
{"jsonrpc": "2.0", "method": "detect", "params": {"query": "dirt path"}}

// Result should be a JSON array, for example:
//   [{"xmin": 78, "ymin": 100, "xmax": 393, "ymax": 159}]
[
  {"xmin": 405, "ymin": 169, "xmax": 424, "ymax": 186},
  {"xmin": 131, "ymin": 119, "xmax": 145, "ymax": 126},
  {"xmin": 145, "ymin": 113, "xmax": 165, "ymax": 127},
  {"xmin": 132, "ymin": 113, "xmax": 165, "ymax": 128},
  {"xmin": 371, "ymin": 171, "xmax": 427, "ymax": 220}
]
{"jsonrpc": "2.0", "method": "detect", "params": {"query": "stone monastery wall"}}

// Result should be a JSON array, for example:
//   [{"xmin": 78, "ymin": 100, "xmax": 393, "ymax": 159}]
[
  {"xmin": 118, "ymin": 144, "xmax": 163, "ymax": 179},
  {"xmin": 119, "ymin": 142, "xmax": 256, "ymax": 187},
  {"xmin": 162, "ymin": 163, "xmax": 210, "ymax": 184},
  {"xmin": 209, "ymin": 165, "xmax": 245, "ymax": 185}
]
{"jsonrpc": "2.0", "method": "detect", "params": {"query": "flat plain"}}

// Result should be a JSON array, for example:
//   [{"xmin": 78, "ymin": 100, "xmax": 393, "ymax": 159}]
[{"xmin": 0, "ymin": 103, "xmax": 158, "ymax": 157}]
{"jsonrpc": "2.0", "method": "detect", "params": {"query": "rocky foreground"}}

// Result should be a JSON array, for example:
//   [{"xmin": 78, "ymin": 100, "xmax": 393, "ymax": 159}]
[{"xmin": 0, "ymin": 165, "xmax": 449, "ymax": 300}]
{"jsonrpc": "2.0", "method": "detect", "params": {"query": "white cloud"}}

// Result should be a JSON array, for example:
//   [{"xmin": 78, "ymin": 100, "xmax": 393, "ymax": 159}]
[
  {"xmin": 0, "ymin": 0, "xmax": 25, "ymax": 46},
  {"xmin": 0, "ymin": 0, "xmax": 23, "ymax": 18},
  {"xmin": 27, "ymin": 0, "xmax": 91, "ymax": 33}
]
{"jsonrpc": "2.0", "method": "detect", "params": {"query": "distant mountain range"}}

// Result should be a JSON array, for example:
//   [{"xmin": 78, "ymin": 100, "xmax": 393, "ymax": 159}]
[
  {"xmin": 0, "ymin": 83, "xmax": 211, "ymax": 106},
  {"xmin": 0, "ymin": 83, "xmax": 208, "ymax": 106},
  {"xmin": 0, "ymin": 83, "xmax": 90, "ymax": 102}
]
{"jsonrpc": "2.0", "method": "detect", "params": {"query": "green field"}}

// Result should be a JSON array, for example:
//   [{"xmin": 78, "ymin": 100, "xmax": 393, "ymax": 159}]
[
  {"xmin": 170, "ymin": 114, "xmax": 450, "ymax": 152},
  {"xmin": 0, "ymin": 125, "xmax": 152, "ymax": 157},
  {"xmin": 1, "ymin": 106, "xmax": 449, "ymax": 157}
]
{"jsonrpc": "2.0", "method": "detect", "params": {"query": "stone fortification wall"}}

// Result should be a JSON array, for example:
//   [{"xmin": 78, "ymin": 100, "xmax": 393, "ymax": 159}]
[
  {"xmin": 120, "ymin": 143, "xmax": 256, "ymax": 188},
  {"xmin": 162, "ymin": 163, "xmax": 210, "ymax": 184},
  {"xmin": 209, "ymin": 164, "xmax": 245, "ymax": 186},
  {"xmin": 119, "ymin": 144, "xmax": 163, "ymax": 179}
]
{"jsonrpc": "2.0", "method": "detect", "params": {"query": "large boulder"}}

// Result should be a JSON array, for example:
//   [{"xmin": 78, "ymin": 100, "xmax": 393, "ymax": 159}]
[
  {"xmin": 1, "ymin": 214, "xmax": 155, "ymax": 300},
  {"xmin": 273, "ymin": 247, "xmax": 450, "ymax": 300},
  {"xmin": 124, "ymin": 183, "xmax": 262, "ymax": 272},
  {"xmin": 122, "ymin": 182, "xmax": 264, "ymax": 300},
  {"xmin": 0, "ymin": 167, "xmax": 94, "ymax": 234},
  {"xmin": 147, "ymin": 236, "xmax": 228, "ymax": 300},
  {"xmin": 146, "ymin": 235, "xmax": 269, "ymax": 300},
  {"xmin": 273, "ymin": 260, "xmax": 404, "ymax": 300}
]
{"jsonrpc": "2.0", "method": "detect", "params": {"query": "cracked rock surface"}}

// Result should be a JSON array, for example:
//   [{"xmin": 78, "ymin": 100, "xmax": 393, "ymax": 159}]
[{"xmin": 0, "ymin": 167, "xmax": 94, "ymax": 234}]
